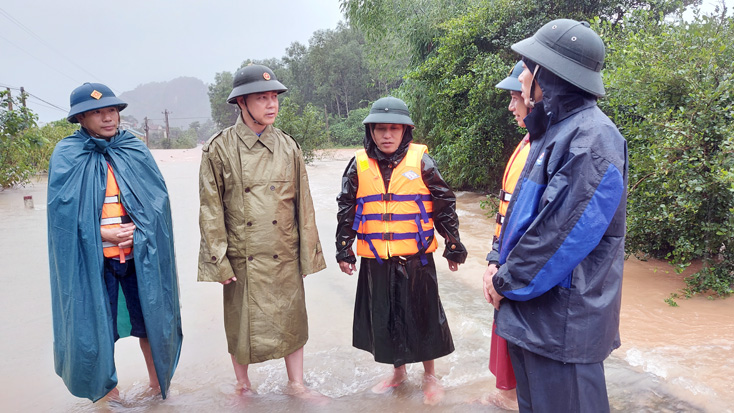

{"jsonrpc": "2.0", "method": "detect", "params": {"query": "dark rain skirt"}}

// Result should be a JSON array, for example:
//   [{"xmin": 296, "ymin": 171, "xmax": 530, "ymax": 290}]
[{"xmin": 353, "ymin": 254, "xmax": 454, "ymax": 367}]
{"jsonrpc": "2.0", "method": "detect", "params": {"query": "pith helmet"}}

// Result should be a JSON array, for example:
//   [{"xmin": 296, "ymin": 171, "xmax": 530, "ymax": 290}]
[
  {"xmin": 362, "ymin": 96, "xmax": 414, "ymax": 127},
  {"xmin": 511, "ymin": 19, "xmax": 606, "ymax": 97},
  {"xmin": 495, "ymin": 61, "xmax": 524, "ymax": 92},
  {"xmin": 67, "ymin": 82, "xmax": 127, "ymax": 123},
  {"xmin": 227, "ymin": 64, "xmax": 288, "ymax": 104}
]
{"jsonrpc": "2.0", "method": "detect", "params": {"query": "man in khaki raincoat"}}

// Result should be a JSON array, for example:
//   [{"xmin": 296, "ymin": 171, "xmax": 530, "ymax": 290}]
[{"xmin": 198, "ymin": 64, "xmax": 326, "ymax": 397}]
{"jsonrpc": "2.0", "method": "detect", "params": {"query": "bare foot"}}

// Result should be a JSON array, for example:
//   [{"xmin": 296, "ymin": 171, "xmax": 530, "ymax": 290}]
[
  {"xmin": 371, "ymin": 370, "xmax": 407, "ymax": 394},
  {"xmin": 285, "ymin": 381, "xmax": 329, "ymax": 405},
  {"xmin": 480, "ymin": 390, "xmax": 519, "ymax": 411},
  {"xmin": 100, "ymin": 387, "xmax": 121, "ymax": 405},
  {"xmin": 422, "ymin": 374, "xmax": 444, "ymax": 405},
  {"xmin": 235, "ymin": 378, "xmax": 254, "ymax": 395}
]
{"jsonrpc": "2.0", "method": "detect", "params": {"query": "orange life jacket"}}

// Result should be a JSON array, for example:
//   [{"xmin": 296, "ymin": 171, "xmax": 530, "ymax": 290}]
[
  {"xmin": 353, "ymin": 143, "xmax": 438, "ymax": 264},
  {"xmin": 101, "ymin": 163, "xmax": 132, "ymax": 262},
  {"xmin": 494, "ymin": 135, "xmax": 530, "ymax": 243}
]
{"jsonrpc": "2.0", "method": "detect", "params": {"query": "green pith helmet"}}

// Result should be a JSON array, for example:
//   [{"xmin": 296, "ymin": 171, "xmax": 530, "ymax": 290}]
[
  {"xmin": 67, "ymin": 82, "xmax": 127, "ymax": 123},
  {"xmin": 226, "ymin": 64, "xmax": 287, "ymax": 104},
  {"xmin": 495, "ymin": 61, "xmax": 524, "ymax": 92},
  {"xmin": 362, "ymin": 96, "xmax": 414, "ymax": 127},
  {"xmin": 511, "ymin": 19, "xmax": 606, "ymax": 97}
]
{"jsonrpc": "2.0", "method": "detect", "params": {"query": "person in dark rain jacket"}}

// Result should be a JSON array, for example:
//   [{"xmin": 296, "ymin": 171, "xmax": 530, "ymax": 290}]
[
  {"xmin": 484, "ymin": 19, "xmax": 628, "ymax": 412},
  {"xmin": 336, "ymin": 96, "xmax": 467, "ymax": 405}
]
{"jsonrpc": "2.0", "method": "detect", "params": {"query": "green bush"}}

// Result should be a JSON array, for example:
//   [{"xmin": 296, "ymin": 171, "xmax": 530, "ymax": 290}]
[
  {"xmin": 600, "ymin": 13, "xmax": 734, "ymax": 299},
  {"xmin": 329, "ymin": 107, "xmax": 370, "ymax": 147}
]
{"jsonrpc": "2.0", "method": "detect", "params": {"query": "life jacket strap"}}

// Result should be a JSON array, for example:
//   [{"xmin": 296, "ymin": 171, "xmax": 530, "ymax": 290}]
[{"xmin": 499, "ymin": 189, "xmax": 512, "ymax": 202}]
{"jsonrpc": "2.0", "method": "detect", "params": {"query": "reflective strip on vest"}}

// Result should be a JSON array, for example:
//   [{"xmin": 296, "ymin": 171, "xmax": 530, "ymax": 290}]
[
  {"xmin": 101, "ymin": 163, "xmax": 132, "ymax": 260},
  {"xmin": 353, "ymin": 143, "xmax": 438, "ymax": 262}
]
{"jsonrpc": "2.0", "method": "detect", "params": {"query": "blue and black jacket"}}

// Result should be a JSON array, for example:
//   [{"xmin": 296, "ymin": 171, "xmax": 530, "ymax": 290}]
[{"xmin": 488, "ymin": 69, "xmax": 628, "ymax": 364}]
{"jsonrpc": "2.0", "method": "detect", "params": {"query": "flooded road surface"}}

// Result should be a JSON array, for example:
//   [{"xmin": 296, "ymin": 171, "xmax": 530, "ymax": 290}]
[{"xmin": 1, "ymin": 147, "xmax": 732, "ymax": 412}]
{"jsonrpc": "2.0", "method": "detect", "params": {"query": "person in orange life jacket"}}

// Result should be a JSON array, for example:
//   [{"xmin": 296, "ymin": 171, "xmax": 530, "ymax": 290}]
[
  {"xmin": 336, "ymin": 96, "xmax": 467, "ymax": 405},
  {"xmin": 485, "ymin": 20, "xmax": 628, "ymax": 412},
  {"xmin": 47, "ymin": 83, "xmax": 182, "ymax": 403},
  {"xmin": 480, "ymin": 60, "xmax": 532, "ymax": 411}
]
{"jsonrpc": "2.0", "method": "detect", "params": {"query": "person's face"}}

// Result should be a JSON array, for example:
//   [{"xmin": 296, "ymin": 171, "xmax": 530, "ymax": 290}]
[
  {"xmin": 508, "ymin": 90, "xmax": 528, "ymax": 128},
  {"xmin": 76, "ymin": 106, "xmax": 120, "ymax": 139},
  {"xmin": 241, "ymin": 91, "xmax": 279, "ymax": 126},
  {"xmin": 371, "ymin": 123, "xmax": 405, "ymax": 155},
  {"xmin": 518, "ymin": 62, "xmax": 542, "ymax": 108}
]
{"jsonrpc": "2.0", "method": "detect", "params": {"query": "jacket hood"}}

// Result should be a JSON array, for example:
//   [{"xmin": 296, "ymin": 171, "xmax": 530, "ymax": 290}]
[
  {"xmin": 535, "ymin": 65, "xmax": 597, "ymax": 124},
  {"xmin": 363, "ymin": 124, "xmax": 414, "ymax": 162}
]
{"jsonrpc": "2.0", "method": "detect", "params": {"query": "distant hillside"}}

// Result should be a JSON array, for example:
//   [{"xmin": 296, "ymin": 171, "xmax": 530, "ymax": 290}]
[{"xmin": 119, "ymin": 77, "xmax": 211, "ymax": 128}]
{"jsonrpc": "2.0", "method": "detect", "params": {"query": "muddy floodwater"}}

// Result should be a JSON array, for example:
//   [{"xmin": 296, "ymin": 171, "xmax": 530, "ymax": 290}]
[{"xmin": 1, "ymin": 147, "xmax": 732, "ymax": 412}]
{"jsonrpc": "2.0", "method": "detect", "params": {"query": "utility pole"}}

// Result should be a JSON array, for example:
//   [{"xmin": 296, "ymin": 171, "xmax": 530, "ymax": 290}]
[
  {"xmin": 6, "ymin": 88, "xmax": 12, "ymax": 111},
  {"xmin": 144, "ymin": 117, "xmax": 150, "ymax": 147},
  {"xmin": 162, "ymin": 109, "xmax": 171, "ymax": 146},
  {"xmin": 19, "ymin": 86, "xmax": 27, "ymax": 108}
]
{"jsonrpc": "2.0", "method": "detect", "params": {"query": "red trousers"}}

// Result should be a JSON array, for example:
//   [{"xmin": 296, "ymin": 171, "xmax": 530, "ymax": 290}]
[{"xmin": 489, "ymin": 321, "xmax": 517, "ymax": 390}]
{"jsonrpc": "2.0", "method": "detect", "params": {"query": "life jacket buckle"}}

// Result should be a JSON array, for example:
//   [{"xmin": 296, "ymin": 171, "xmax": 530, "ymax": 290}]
[
  {"xmin": 382, "ymin": 193, "xmax": 394, "ymax": 202},
  {"xmin": 381, "ymin": 232, "xmax": 394, "ymax": 241},
  {"xmin": 381, "ymin": 213, "xmax": 393, "ymax": 221}
]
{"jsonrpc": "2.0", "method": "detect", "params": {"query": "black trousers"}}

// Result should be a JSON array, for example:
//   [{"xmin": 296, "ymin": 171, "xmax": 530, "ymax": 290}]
[{"xmin": 508, "ymin": 342, "xmax": 610, "ymax": 413}]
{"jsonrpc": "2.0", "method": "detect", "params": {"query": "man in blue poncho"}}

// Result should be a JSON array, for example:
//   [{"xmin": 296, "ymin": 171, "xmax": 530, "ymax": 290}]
[{"xmin": 47, "ymin": 83, "xmax": 182, "ymax": 403}]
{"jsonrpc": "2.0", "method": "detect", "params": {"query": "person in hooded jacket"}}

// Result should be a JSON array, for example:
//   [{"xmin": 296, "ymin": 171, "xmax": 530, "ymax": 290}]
[
  {"xmin": 47, "ymin": 83, "xmax": 182, "ymax": 403},
  {"xmin": 336, "ymin": 96, "xmax": 467, "ymax": 405},
  {"xmin": 198, "ymin": 64, "xmax": 326, "ymax": 398},
  {"xmin": 484, "ymin": 20, "xmax": 628, "ymax": 412}
]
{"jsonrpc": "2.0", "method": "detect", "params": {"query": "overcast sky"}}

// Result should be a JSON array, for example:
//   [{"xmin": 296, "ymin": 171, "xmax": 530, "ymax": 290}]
[
  {"xmin": 2, "ymin": 0, "xmax": 731, "ymax": 124},
  {"xmin": 1, "ymin": 0, "xmax": 344, "ymax": 123}
]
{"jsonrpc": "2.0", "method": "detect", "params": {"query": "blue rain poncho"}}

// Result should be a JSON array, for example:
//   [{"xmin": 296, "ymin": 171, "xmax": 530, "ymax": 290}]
[{"xmin": 47, "ymin": 128, "xmax": 182, "ymax": 401}]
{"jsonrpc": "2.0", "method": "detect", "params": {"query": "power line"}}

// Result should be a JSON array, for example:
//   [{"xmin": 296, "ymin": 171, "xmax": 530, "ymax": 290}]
[
  {"xmin": 26, "ymin": 93, "xmax": 67, "ymax": 113},
  {"xmin": 0, "ymin": 7, "xmax": 105, "ymax": 86},
  {"xmin": 0, "ymin": 32, "xmax": 84, "ymax": 85}
]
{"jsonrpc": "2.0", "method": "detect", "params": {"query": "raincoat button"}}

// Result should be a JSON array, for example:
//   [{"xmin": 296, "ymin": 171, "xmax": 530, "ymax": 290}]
[
  {"xmin": 247, "ymin": 222, "xmax": 252, "ymax": 226},
  {"xmin": 451, "ymin": 244, "xmax": 456, "ymax": 250},
  {"xmin": 273, "ymin": 254, "xmax": 278, "ymax": 259},
  {"xmin": 211, "ymin": 255, "xmax": 217, "ymax": 261},
  {"xmin": 270, "ymin": 185, "xmax": 275, "ymax": 191},
  {"xmin": 245, "ymin": 187, "xmax": 250, "ymax": 193},
  {"xmin": 272, "ymin": 220, "xmax": 277, "ymax": 225},
  {"xmin": 248, "ymin": 256, "xmax": 253, "ymax": 261}
]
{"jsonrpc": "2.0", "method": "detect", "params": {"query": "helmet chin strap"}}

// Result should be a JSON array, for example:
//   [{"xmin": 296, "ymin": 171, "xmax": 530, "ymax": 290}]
[
  {"xmin": 528, "ymin": 65, "xmax": 541, "ymax": 109},
  {"xmin": 241, "ymin": 97, "xmax": 263, "ymax": 125}
]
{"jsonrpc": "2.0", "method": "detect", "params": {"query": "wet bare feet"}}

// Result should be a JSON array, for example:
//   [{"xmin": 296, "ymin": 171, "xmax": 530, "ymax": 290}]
[
  {"xmin": 480, "ymin": 390, "xmax": 519, "ymax": 411},
  {"xmin": 285, "ymin": 381, "xmax": 328, "ymax": 405},
  {"xmin": 371, "ymin": 369, "xmax": 407, "ymax": 394},
  {"xmin": 235, "ymin": 378, "xmax": 253, "ymax": 395},
  {"xmin": 422, "ymin": 374, "xmax": 444, "ymax": 405},
  {"xmin": 101, "ymin": 387, "xmax": 121, "ymax": 404}
]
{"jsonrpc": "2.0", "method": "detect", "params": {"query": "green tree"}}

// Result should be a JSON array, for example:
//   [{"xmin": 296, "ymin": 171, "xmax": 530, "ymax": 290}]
[
  {"xmin": 307, "ymin": 23, "xmax": 373, "ymax": 117},
  {"xmin": 0, "ymin": 90, "xmax": 39, "ymax": 188},
  {"xmin": 329, "ymin": 107, "xmax": 370, "ymax": 147},
  {"xmin": 600, "ymin": 11, "xmax": 734, "ymax": 299},
  {"xmin": 275, "ymin": 97, "xmax": 328, "ymax": 163},
  {"xmin": 209, "ymin": 71, "xmax": 239, "ymax": 129}
]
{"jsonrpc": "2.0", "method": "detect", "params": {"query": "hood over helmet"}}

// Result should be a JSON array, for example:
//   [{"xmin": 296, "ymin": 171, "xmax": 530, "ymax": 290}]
[{"xmin": 67, "ymin": 83, "xmax": 127, "ymax": 123}]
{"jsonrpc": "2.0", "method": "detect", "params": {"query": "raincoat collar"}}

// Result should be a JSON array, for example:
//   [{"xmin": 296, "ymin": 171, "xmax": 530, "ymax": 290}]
[
  {"xmin": 77, "ymin": 127, "xmax": 135, "ymax": 154},
  {"xmin": 235, "ymin": 114, "xmax": 275, "ymax": 152}
]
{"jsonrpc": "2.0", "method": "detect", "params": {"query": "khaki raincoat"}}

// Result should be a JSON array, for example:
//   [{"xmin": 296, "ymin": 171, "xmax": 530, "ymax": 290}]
[{"xmin": 198, "ymin": 116, "xmax": 326, "ymax": 364}]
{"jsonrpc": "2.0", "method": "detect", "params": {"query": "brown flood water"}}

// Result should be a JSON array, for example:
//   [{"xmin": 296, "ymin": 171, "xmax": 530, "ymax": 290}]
[{"xmin": 1, "ymin": 147, "xmax": 732, "ymax": 412}]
